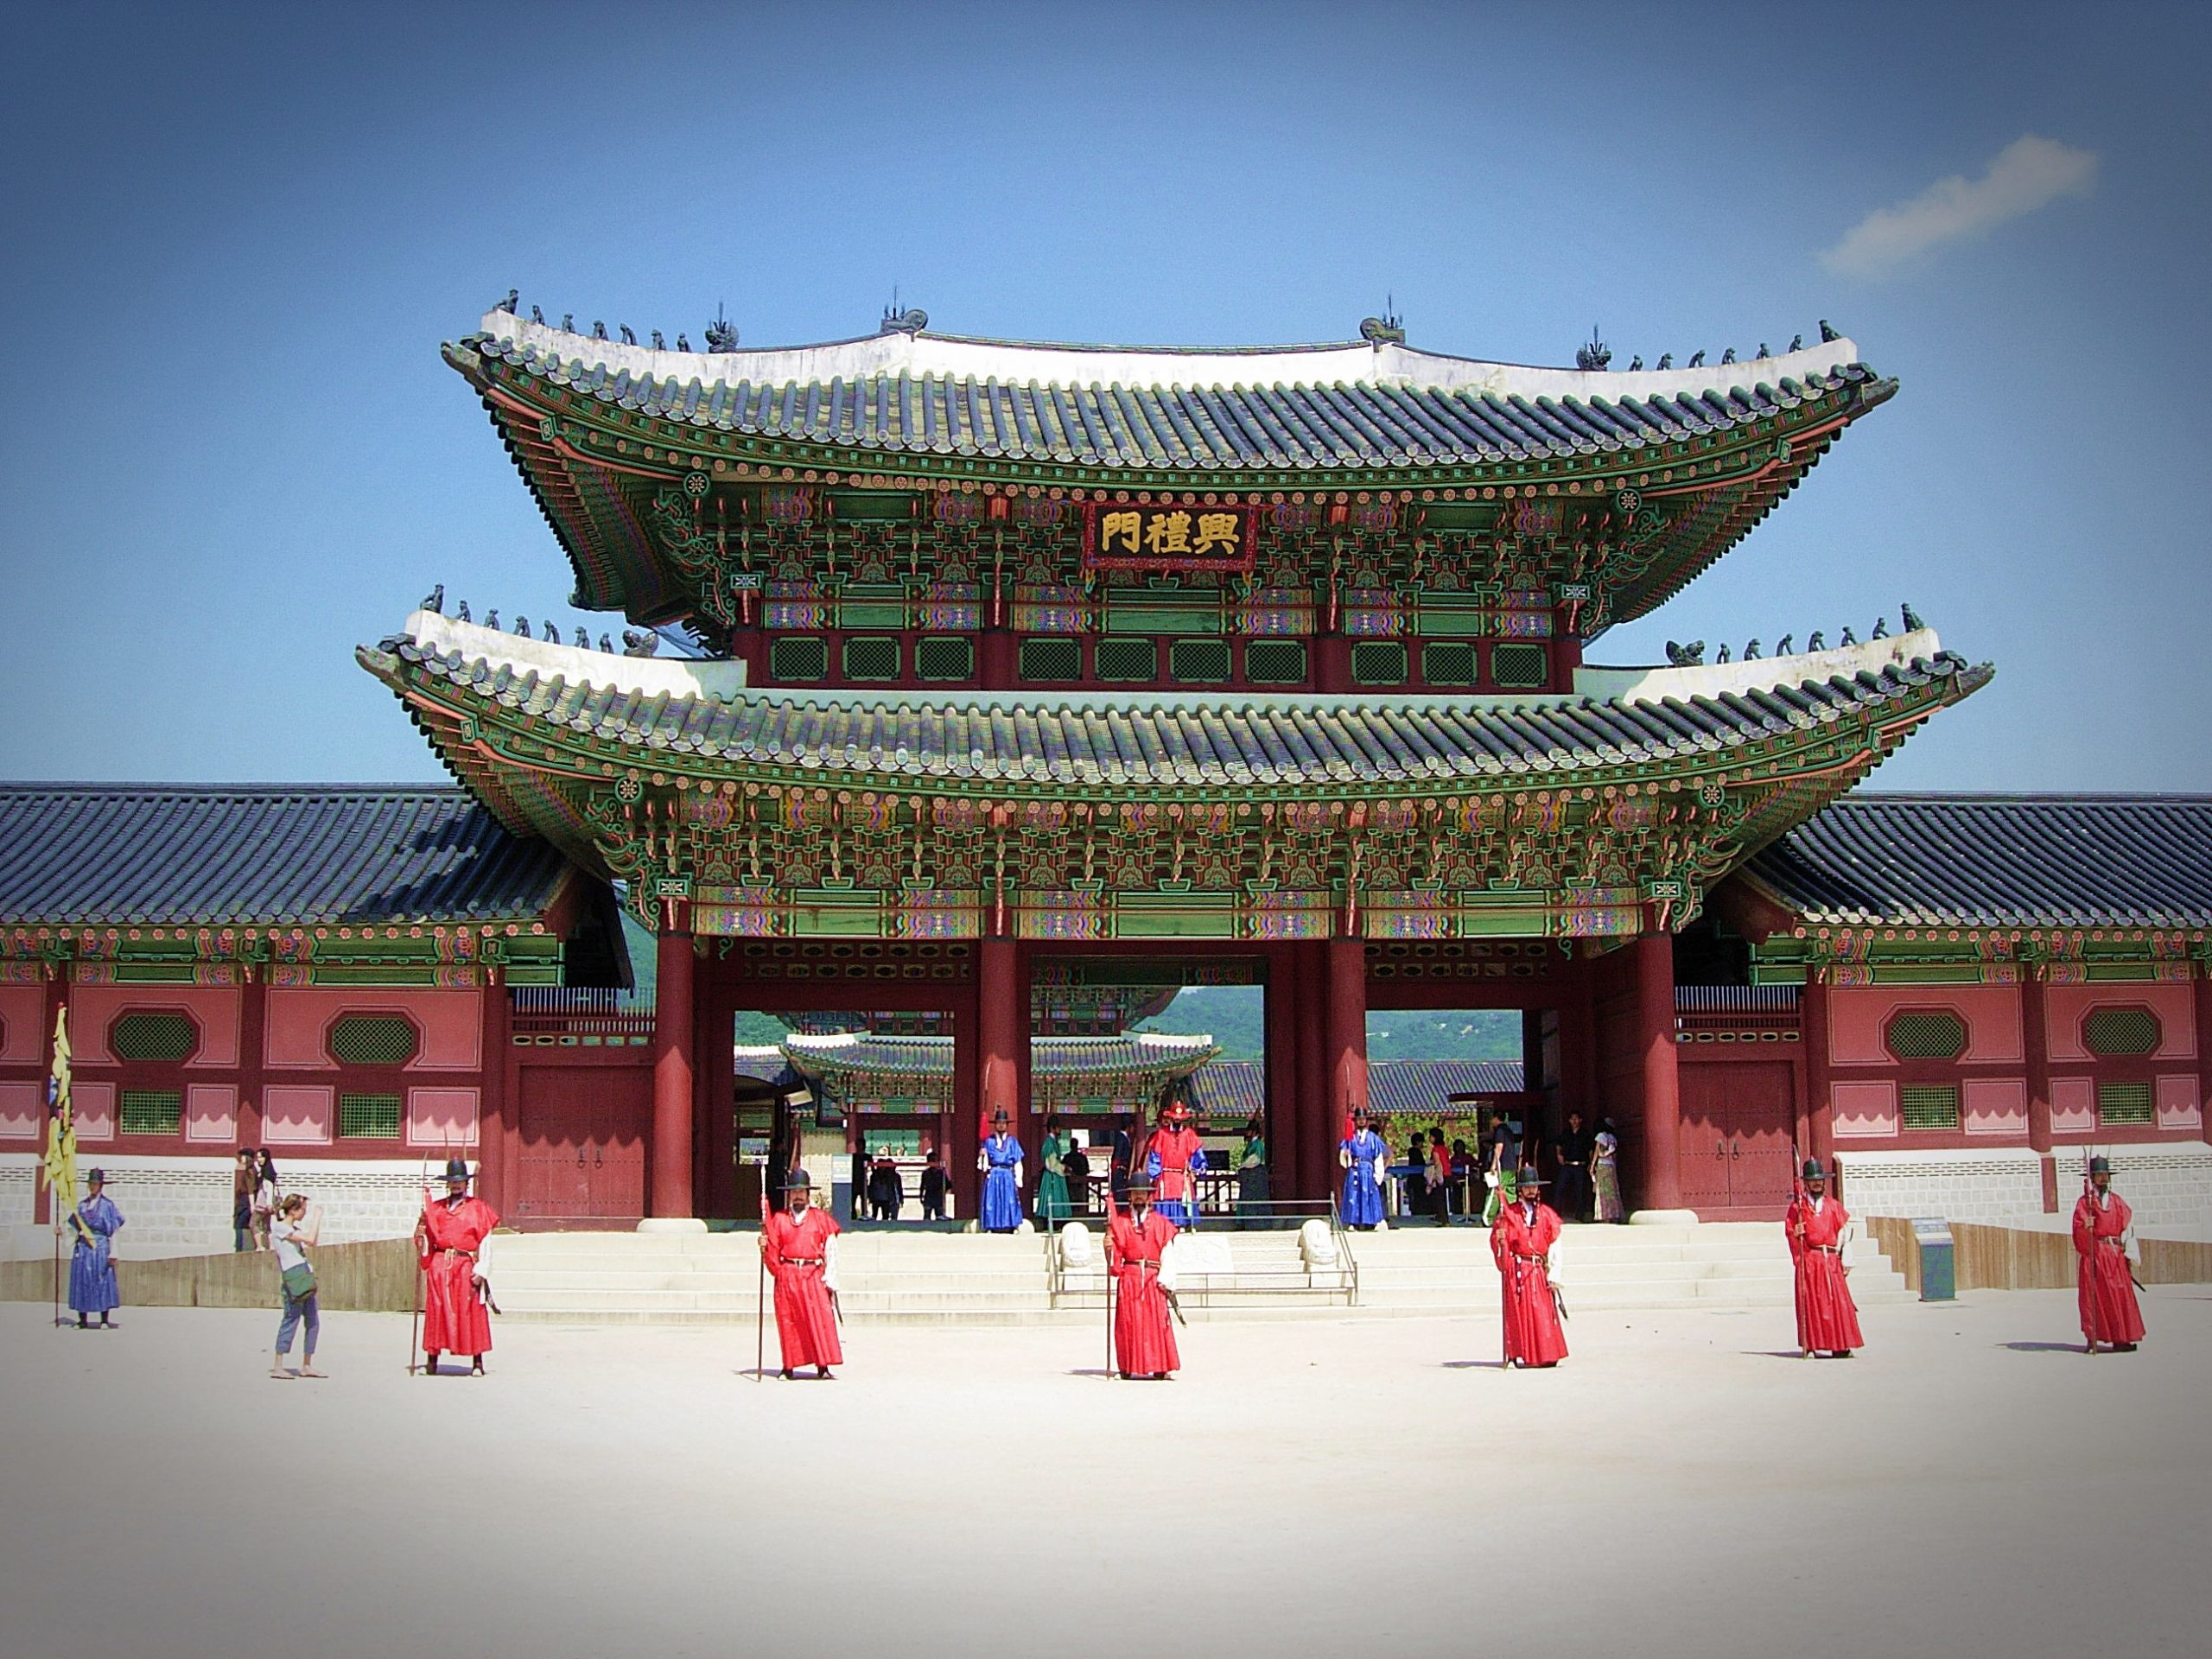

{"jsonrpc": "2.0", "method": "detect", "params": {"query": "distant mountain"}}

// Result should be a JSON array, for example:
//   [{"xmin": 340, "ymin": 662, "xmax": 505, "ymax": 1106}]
[{"xmin": 1132, "ymin": 986, "xmax": 1522, "ymax": 1063}]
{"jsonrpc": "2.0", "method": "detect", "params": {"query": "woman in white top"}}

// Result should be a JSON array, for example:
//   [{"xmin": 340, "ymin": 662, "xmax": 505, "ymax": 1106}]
[{"xmin": 270, "ymin": 1193, "xmax": 324, "ymax": 1379}]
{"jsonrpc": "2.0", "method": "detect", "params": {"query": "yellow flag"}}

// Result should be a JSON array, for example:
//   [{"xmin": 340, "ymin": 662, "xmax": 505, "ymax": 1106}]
[{"xmin": 41, "ymin": 1006, "xmax": 79, "ymax": 1229}]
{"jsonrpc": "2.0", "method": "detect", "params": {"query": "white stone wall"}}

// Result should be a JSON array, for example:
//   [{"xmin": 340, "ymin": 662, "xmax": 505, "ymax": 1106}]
[
  {"xmin": 0, "ymin": 1152, "xmax": 429, "ymax": 1261},
  {"xmin": 1839, "ymin": 1144, "xmax": 2212, "ymax": 1231}
]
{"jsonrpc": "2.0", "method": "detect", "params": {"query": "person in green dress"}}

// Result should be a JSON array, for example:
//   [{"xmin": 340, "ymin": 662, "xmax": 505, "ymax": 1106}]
[
  {"xmin": 1036, "ymin": 1122, "xmax": 1071, "ymax": 1226},
  {"xmin": 1235, "ymin": 1116, "xmax": 1268, "ymax": 1228}
]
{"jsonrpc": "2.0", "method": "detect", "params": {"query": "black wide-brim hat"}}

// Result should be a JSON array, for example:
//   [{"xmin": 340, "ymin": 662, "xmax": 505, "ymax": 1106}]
[
  {"xmin": 1801, "ymin": 1159, "xmax": 1829, "ymax": 1181},
  {"xmin": 782, "ymin": 1170, "xmax": 815, "ymax": 1191},
  {"xmin": 86, "ymin": 1167, "xmax": 107, "ymax": 1185},
  {"xmin": 1513, "ymin": 1167, "xmax": 1546, "ymax": 1186},
  {"xmin": 2088, "ymin": 1156, "xmax": 2113, "ymax": 1176},
  {"xmin": 1123, "ymin": 1173, "xmax": 1157, "ymax": 1196},
  {"xmin": 442, "ymin": 1158, "xmax": 474, "ymax": 1185}
]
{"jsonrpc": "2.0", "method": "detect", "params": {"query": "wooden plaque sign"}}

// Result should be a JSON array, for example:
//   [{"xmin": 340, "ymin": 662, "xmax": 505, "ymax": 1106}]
[{"xmin": 1081, "ymin": 501, "xmax": 1258, "ymax": 575}]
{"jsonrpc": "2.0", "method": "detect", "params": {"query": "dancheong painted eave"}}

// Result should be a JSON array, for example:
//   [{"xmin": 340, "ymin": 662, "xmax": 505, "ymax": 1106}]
[
  {"xmin": 359, "ymin": 613, "xmax": 1990, "ymax": 809},
  {"xmin": 456, "ymin": 309, "xmax": 1888, "ymax": 480}
]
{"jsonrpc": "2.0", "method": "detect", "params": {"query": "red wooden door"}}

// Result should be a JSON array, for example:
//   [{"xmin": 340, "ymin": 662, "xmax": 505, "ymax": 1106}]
[
  {"xmin": 514, "ymin": 1064, "xmax": 652, "ymax": 1224},
  {"xmin": 1678, "ymin": 1061, "xmax": 1797, "ymax": 1214}
]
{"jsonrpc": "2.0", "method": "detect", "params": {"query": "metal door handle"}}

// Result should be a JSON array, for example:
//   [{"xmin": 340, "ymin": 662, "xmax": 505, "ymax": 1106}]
[
  {"xmin": 594, "ymin": 1149, "xmax": 603, "ymax": 1168},
  {"xmin": 577, "ymin": 1149, "xmax": 587, "ymax": 1167},
  {"xmin": 1716, "ymin": 1140, "xmax": 1726, "ymax": 1157}
]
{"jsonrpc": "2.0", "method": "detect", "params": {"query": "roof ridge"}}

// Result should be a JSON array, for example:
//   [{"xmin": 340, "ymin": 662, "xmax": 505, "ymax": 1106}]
[{"xmin": 0, "ymin": 781, "xmax": 473, "ymax": 797}]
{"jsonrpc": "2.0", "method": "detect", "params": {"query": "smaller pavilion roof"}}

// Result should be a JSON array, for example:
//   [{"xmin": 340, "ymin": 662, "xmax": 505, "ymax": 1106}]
[
  {"xmin": 0, "ymin": 784, "xmax": 575, "ymax": 928},
  {"xmin": 781, "ymin": 1031, "xmax": 1221, "ymax": 1079},
  {"xmin": 1369, "ymin": 1059, "xmax": 1528, "ymax": 1115},
  {"xmin": 1742, "ymin": 794, "xmax": 2212, "ymax": 931}
]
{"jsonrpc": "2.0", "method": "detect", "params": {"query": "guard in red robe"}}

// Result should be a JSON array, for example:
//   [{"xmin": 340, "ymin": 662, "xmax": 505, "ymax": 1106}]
[
  {"xmin": 416, "ymin": 1157, "xmax": 499, "ymax": 1376},
  {"xmin": 1786, "ymin": 1160, "xmax": 1863, "ymax": 1358},
  {"xmin": 2073, "ymin": 1157, "xmax": 2145, "ymax": 1354},
  {"xmin": 1143, "ymin": 1099, "xmax": 1208, "ymax": 1229},
  {"xmin": 1109, "ymin": 1174, "xmax": 1180, "ymax": 1379},
  {"xmin": 762, "ymin": 1171, "xmax": 842, "ymax": 1377},
  {"xmin": 1491, "ymin": 1167, "xmax": 1567, "ymax": 1368}
]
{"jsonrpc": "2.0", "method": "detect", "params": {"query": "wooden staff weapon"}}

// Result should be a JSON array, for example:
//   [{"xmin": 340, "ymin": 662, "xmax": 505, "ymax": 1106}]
[
  {"xmin": 755, "ymin": 1192, "xmax": 769, "ymax": 1382},
  {"xmin": 407, "ymin": 1143, "xmax": 431, "ymax": 1373},
  {"xmin": 1103, "ymin": 1174, "xmax": 1118, "ymax": 1376}
]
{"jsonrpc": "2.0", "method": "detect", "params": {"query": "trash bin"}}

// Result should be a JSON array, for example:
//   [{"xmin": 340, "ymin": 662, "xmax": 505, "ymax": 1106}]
[{"xmin": 1912, "ymin": 1217, "xmax": 1955, "ymax": 1301}]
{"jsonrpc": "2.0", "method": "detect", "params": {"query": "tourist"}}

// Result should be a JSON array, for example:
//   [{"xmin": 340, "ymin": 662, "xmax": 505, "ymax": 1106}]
[
  {"xmin": 1402, "ymin": 1131, "xmax": 1429, "ymax": 1217},
  {"xmin": 2073, "ymin": 1156, "xmax": 2145, "ymax": 1355},
  {"xmin": 232, "ymin": 1149, "xmax": 257, "ymax": 1252},
  {"xmin": 269, "ymin": 1192, "xmax": 324, "ymax": 1379},
  {"xmin": 1552, "ymin": 1110, "xmax": 1593, "ymax": 1224},
  {"xmin": 1482, "ymin": 1114, "xmax": 1520, "ymax": 1226},
  {"xmin": 1786, "ymin": 1160, "xmax": 1862, "ymax": 1359},
  {"xmin": 1427, "ymin": 1128, "xmax": 1454, "ymax": 1226},
  {"xmin": 918, "ymin": 1147, "xmax": 950, "ymax": 1222},
  {"xmin": 1108, "ymin": 1173, "xmax": 1179, "ymax": 1379},
  {"xmin": 1236, "ymin": 1116, "xmax": 1268, "ymax": 1227},
  {"xmin": 1592, "ymin": 1119, "xmax": 1625, "ymax": 1224},
  {"xmin": 1109, "ymin": 1115, "xmax": 1136, "ymax": 1208},
  {"xmin": 1061, "ymin": 1135, "xmax": 1092, "ymax": 1218},
  {"xmin": 1338, "ymin": 1109, "xmax": 1388, "ymax": 1230},
  {"xmin": 979, "ymin": 1109, "xmax": 1026, "ymax": 1232},
  {"xmin": 1491, "ymin": 1166, "xmax": 1567, "ymax": 1369},
  {"xmin": 67, "ymin": 1167, "xmax": 124, "ymax": 1330},
  {"xmin": 251, "ymin": 1148, "xmax": 281, "ymax": 1249},
  {"xmin": 1036, "ymin": 1122, "xmax": 1071, "ymax": 1227},
  {"xmin": 761, "ymin": 1170, "xmax": 842, "ymax": 1378},
  {"xmin": 1144, "ymin": 1096, "xmax": 1207, "ymax": 1228},
  {"xmin": 1450, "ymin": 1138, "xmax": 1475, "ymax": 1217},
  {"xmin": 868, "ymin": 1149, "xmax": 904, "ymax": 1222},
  {"xmin": 416, "ymin": 1156, "xmax": 499, "ymax": 1376}
]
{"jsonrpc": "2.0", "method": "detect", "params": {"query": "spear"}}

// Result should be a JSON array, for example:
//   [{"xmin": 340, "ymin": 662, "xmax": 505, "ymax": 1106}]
[{"xmin": 756, "ymin": 1190, "xmax": 770, "ymax": 1382}]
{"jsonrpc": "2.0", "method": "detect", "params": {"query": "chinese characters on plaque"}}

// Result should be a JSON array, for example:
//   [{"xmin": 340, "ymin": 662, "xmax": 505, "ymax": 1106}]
[{"xmin": 1082, "ymin": 502, "xmax": 1258, "ymax": 575}]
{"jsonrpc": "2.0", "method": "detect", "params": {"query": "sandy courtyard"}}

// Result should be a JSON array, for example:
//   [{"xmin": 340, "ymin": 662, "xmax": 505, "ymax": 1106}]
[{"xmin": 1, "ymin": 1287, "xmax": 2202, "ymax": 1659}]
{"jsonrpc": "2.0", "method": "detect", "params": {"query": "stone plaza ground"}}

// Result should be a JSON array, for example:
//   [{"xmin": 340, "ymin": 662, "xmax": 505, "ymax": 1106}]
[{"xmin": 2, "ymin": 1288, "xmax": 2203, "ymax": 1659}]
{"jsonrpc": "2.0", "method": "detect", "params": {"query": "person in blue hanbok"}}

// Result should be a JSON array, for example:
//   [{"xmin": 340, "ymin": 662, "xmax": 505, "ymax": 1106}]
[
  {"xmin": 69, "ymin": 1168, "xmax": 124, "ymax": 1328},
  {"xmin": 1338, "ymin": 1111, "xmax": 1388, "ymax": 1230},
  {"xmin": 978, "ymin": 1110, "xmax": 1026, "ymax": 1232}
]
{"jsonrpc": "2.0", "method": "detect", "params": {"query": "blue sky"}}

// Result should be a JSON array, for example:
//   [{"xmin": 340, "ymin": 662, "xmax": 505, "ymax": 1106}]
[{"xmin": 3, "ymin": 0, "xmax": 2205, "ymax": 791}]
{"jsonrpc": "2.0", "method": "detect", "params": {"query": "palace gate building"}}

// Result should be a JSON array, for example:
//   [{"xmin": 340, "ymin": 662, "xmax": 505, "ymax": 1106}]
[{"xmin": 3, "ymin": 306, "xmax": 2208, "ymax": 1252}]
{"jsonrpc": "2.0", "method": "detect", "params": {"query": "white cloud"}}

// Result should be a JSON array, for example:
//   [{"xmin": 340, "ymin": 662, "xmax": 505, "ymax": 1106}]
[{"xmin": 1822, "ymin": 134, "xmax": 2097, "ymax": 278}]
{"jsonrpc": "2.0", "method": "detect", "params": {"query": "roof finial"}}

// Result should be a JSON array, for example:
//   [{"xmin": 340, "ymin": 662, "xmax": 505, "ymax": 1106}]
[
  {"xmin": 880, "ymin": 289, "xmax": 929, "ymax": 335},
  {"xmin": 1575, "ymin": 327, "xmax": 1611, "ymax": 372},
  {"xmin": 420, "ymin": 583, "xmax": 443, "ymax": 615},
  {"xmin": 1901, "ymin": 601, "xmax": 1926, "ymax": 632},
  {"xmin": 496, "ymin": 288, "xmax": 518, "ymax": 315},
  {"xmin": 704, "ymin": 305, "xmax": 739, "ymax": 353},
  {"xmin": 1819, "ymin": 319, "xmax": 1840, "ymax": 343},
  {"xmin": 1359, "ymin": 299, "xmax": 1405, "ymax": 345}
]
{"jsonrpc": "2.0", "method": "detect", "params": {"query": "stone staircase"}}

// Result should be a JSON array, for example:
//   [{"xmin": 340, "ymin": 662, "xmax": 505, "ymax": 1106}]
[
  {"xmin": 486, "ymin": 1219, "xmax": 1910, "ymax": 1327},
  {"xmin": 1348, "ymin": 1220, "xmax": 1913, "ymax": 1316}
]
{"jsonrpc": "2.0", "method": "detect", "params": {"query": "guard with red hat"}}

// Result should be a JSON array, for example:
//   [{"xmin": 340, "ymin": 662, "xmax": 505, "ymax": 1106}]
[
  {"xmin": 1143, "ymin": 1092, "xmax": 1208, "ymax": 1229},
  {"xmin": 2073, "ymin": 1156, "xmax": 2145, "ymax": 1355},
  {"xmin": 1786, "ymin": 1159, "xmax": 1863, "ymax": 1359},
  {"xmin": 416, "ymin": 1156, "xmax": 499, "ymax": 1376}
]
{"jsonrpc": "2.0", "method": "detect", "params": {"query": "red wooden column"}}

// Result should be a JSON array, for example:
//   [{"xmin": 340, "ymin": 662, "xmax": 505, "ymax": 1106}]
[
  {"xmin": 651, "ymin": 908, "xmax": 696, "ymax": 1218},
  {"xmin": 1325, "ymin": 938, "xmax": 1369, "ymax": 1192},
  {"xmin": 2022, "ymin": 968, "xmax": 2060, "ymax": 1212},
  {"xmin": 1634, "ymin": 929, "xmax": 1686, "ymax": 1215},
  {"xmin": 1802, "ymin": 971, "xmax": 1834, "ymax": 1168},
  {"xmin": 2194, "ymin": 966, "xmax": 2212, "ymax": 1148},
  {"xmin": 977, "ymin": 938, "xmax": 1023, "ymax": 1166}
]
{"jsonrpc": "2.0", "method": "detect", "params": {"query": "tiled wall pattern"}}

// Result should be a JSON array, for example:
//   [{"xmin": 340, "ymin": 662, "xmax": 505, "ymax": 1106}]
[
  {"xmin": 1840, "ymin": 1146, "xmax": 2212, "ymax": 1229},
  {"xmin": 0, "ymin": 1153, "xmax": 431, "ymax": 1260}
]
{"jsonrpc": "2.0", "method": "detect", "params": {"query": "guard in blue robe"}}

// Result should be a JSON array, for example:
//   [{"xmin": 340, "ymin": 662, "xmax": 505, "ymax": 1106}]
[
  {"xmin": 1338, "ymin": 1114, "xmax": 1388, "ymax": 1230},
  {"xmin": 979, "ymin": 1112, "xmax": 1026, "ymax": 1232},
  {"xmin": 69, "ymin": 1168, "xmax": 124, "ymax": 1327}
]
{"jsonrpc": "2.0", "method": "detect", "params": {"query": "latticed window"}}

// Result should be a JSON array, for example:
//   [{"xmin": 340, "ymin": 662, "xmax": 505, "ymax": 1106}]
[
  {"xmin": 2083, "ymin": 1006, "xmax": 2160, "ymax": 1057},
  {"xmin": 915, "ymin": 635, "xmax": 974, "ymax": 681},
  {"xmin": 119, "ymin": 1089, "xmax": 182, "ymax": 1135},
  {"xmin": 1096, "ymin": 639, "xmax": 1158, "ymax": 683},
  {"xmin": 1491, "ymin": 641, "xmax": 1549, "ymax": 689},
  {"xmin": 1170, "ymin": 639, "xmax": 1230, "ymax": 683},
  {"xmin": 1019, "ymin": 638, "xmax": 1082, "ymax": 681},
  {"xmin": 1351, "ymin": 641, "xmax": 1407, "ymax": 685},
  {"xmin": 330, "ymin": 1014, "xmax": 419, "ymax": 1067},
  {"xmin": 111, "ymin": 1012, "xmax": 199, "ymax": 1063},
  {"xmin": 769, "ymin": 635, "xmax": 829, "ymax": 681},
  {"xmin": 842, "ymin": 636, "xmax": 901, "ymax": 680},
  {"xmin": 1422, "ymin": 641, "xmax": 1478, "ymax": 685},
  {"xmin": 2096, "ymin": 1080, "xmax": 2154, "ymax": 1127},
  {"xmin": 1885, "ymin": 1010, "xmax": 1967, "ymax": 1061},
  {"xmin": 339, "ymin": 1093, "xmax": 403, "ymax": 1139},
  {"xmin": 1244, "ymin": 639, "xmax": 1307, "ymax": 683},
  {"xmin": 1899, "ymin": 1084, "xmax": 1961, "ymax": 1131}
]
